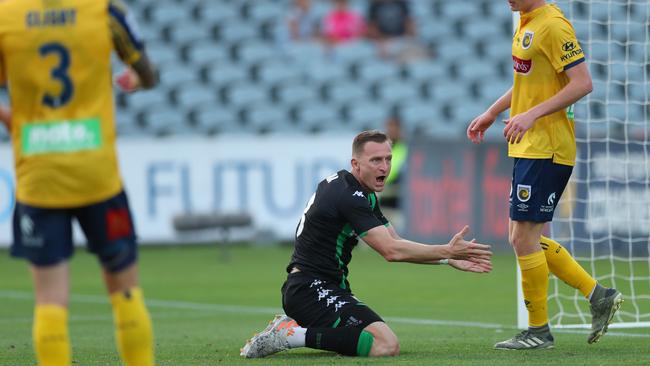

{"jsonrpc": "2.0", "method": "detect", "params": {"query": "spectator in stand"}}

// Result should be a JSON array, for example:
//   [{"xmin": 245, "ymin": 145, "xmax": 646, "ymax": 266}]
[
  {"xmin": 287, "ymin": 0, "xmax": 321, "ymax": 42},
  {"xmin": 321, "ymin": 0, "xmax": 366, "ymax": 46},
  {"xmin": 378, "ymin": 116, "xmax": 408, "ymax": 231},
  {"xmin": 366, "ymin": 0, "xmax": 427, "ymax": 62}
]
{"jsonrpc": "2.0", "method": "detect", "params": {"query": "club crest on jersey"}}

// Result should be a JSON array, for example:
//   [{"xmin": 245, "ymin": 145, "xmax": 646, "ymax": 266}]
[
  {"xmin": 522, "ymin": 30, "xmax": 534, "ymax": 49},
  {"xmin": 517, "ymin": 184, "xmax": 531, "ymax": 202}
]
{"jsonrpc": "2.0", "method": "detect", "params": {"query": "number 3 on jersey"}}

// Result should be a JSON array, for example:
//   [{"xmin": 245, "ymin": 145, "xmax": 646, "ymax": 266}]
[{"xmin": 40, "ymin": 42, "xmax": 74, "ymax": 108}]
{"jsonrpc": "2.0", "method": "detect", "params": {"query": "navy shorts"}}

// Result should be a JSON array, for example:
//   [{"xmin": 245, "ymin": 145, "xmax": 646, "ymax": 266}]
[
  {"xmin": 281, "ymin": 271, "xmax": 383, "ymax": 329},
  {"xmin": 509, "ymin": 158, "xmax": 573, "ymax": 222},
  {"xmin": 10, "ymin": 190, "xmax": 138, "ymax": 272}
]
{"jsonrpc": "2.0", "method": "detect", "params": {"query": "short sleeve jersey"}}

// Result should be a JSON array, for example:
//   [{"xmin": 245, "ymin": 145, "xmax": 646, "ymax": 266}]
[
  {"xmin": 287, "ymin": 170, "xmax": 389, "ymax": 290},
  {"xmin": 510, "ymin": 4, "xmax": 585, "ymax": 166},
  {"xmin": 0, "ymin": 0, "xmax": 144, "ymax": 207}
]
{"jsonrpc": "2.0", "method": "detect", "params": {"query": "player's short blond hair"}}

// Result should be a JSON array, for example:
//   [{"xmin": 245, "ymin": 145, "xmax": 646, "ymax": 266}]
[{"xmin": 352, "ymin": 130, "xmax": 390, "ymax": 157}]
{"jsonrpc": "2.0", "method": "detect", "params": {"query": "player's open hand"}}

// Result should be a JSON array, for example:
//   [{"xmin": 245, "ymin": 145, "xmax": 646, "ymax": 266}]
[
  {"xmin": 446, "ymin": 225, "xmax": 492, "ymax": 263},
  {"xmin": 467, "ymin": 111, "xmax": 496, "ymax": 144},
  {"xmin": 449, "ymin": 258, "xmax": 492, "ymax": 273},
  {"xmin": 503, "ymin": 112, "xmax": 536, "ymax": 144}
]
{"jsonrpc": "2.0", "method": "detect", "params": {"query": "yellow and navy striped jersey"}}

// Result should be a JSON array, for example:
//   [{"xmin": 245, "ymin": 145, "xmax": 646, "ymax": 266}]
[
  {"xmin": 0, "ymin": 0, "xmax": 145, "ymax": 207},
  {"xmin": 509, "ymin": 4, "xmax": 584, "ymax": 166}
]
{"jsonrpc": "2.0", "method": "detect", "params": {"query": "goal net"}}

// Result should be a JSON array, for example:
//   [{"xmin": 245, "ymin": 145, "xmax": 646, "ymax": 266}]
[{"xmin": 517, "ymin": 0, "xmax": 650, "ymax": 329}]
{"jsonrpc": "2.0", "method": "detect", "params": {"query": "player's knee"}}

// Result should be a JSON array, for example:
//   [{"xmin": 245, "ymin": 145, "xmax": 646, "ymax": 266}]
[
  {"xmin": 99, "ymin": 239, "xmax": 137, "ymax": 273},
  {"xmin": 371, "ymin": 335, "xmax": 400, "ymax": 357}
]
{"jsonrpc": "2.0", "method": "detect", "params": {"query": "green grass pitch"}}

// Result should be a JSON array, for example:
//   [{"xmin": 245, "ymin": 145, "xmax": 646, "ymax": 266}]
[{"xmin": 1, "ymin": 244, "xmax": 649, "ymax": 365}]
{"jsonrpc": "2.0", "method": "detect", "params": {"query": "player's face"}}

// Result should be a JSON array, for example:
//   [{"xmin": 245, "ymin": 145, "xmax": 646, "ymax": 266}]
[{"xmin": 353, "ymin": 141, "xmax": 392, "ymax": 192}]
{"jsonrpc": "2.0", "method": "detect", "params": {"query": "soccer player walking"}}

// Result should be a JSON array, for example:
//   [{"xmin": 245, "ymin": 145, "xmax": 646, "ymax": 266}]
[
  {"xmin": 241, "ymin": 130, "xmax": 493, "ymax": 358},
  {"xmin": 0, "ymin": 0, "xmax": 158, "ymax": 364},
  {"xmin": 467, "ymin": 0, "xmax": 622, "ymax": 350}
]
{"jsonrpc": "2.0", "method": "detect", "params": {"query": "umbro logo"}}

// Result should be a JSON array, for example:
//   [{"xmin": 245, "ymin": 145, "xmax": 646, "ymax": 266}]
[{"xmin": 353, "ymin": 191, "xmax": 365, "ymax": 198}]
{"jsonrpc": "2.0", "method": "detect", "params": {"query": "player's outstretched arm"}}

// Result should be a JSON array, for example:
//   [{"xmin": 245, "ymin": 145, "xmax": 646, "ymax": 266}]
[
  {"xmin": 467, "ymin": 87, "xmax": 513, "ymax": 144},
  {"xmin": 363, "ymin": 225, "xmax": 492, "ymax": 265},
  {"xmin": 0, "ymin": 105, "xmax": 11, "ymax": 131}
]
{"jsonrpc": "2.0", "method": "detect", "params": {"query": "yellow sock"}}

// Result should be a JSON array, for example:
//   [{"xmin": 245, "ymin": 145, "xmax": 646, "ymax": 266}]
[
  {"xmin": 540, "ymin": 236, "xmax": 597, "ymax": 298},
  {"xmin": 518, "ymin": 251, "xmax": 549, "ymax": 327},
  {"xmin": 33, "ymin": 305, "xmax": 71, "ymax": 366},
  {"xmin": 110, "ymin": 287, "xmax": 155, "ymax": 366}
]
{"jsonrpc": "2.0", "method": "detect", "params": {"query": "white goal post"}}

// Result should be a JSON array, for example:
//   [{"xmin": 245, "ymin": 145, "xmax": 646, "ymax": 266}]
[{"xmin": 514, "ymin": 0, "xmax": 650, "ymax": 329}]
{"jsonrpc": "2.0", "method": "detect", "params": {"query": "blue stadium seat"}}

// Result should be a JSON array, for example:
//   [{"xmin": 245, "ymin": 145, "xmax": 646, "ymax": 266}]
[
  {"xmin": 331, "ymin": 41, "xmax": 377, "ymax": 63},
  {"xmin": 147, "ymin": 2, "xmax": 189, "ymax": 25},
  {"xmin": 426, "ymin": 79, "xmax": 471, "ymax": 103},
  {"xmin": 398, "ymin": 101, "xmax": 442, "ymax": 130},
  {"xmin": 159, "ymin": 61, "xmax": 199, "ymax": 85},
  {"xmin": 293, "ymin": 102, "xmax": 340, "ymax": 129},
  {"xmin": 164, "ymin": 21, "xmax": 211, "ymax": 44},
  {"xmin": 323, "ymin": 81, "xmax": 369, "ymax": 104},
  {"xmin": 440, "ymin": 2, "xmax": 482, "ymax": 19},
  {"xmin": 374, "ymin": 78, "xmax": 420, "ymax": 104},
  {"xmin": 184, "ymin": 40, "xmax": 229, "ymax": 65},
  {"xmin": 140, "ymin": 104, "xmax": 185, "ymax": 136},
  {"xmin": 145, "ymin": 40, "xmax": 179, "ymax": 65},
  {"xmin": 274, "ymin": 81, "xmax": 319, "ymax": 105},
  {"xmin": 404, "ymin": 61, "xmax": 446, "ymax": 82},
  {"xmin": 344, "ymin": 101, "xmax": 390, "ymax": 129},
  {"xmin": 354, "ymin": 59, "xmax": 401, "ymax": 82},
  {"xmin": 172, "ymin": 83, "xmax": 217, "ymax": 109},
  {"xmin": 455, "ymin": 60, "xmax": 500, "ymax": 81},
  {"xmin": 242, "ymin": 104, "xmax": 289, "ymax": 131},
  {"xmin": 234, "ymin": 40, "xmax": 279, "ymax": 64},
  {"xmin": 223, "ymin": 82, "xmax": 269, "ymax": 106},
  {"xmin": 196, "ymin": 2, "xmax": 240, "ymax": 23},
  {"xmin": 303, "ymin": 60, "xmax": 349, "ymax": 83},
  {"xmin": 124, "ymin": 89, "xmax": 168, "ymax": 111},
  {"xmin": 252, "ymin": 60, "xmax": 302, "ymax": 84},
  {"xmin": 464, "ymin": 19, "xmax": 507, "ymax": 40},
  {"xmin": 216, "ymin": 20, "xmax": 259, "ymax": 44},
  {"xmin": 204, "ymin": 62, "xmax": 250, "ymax": 86},
  {"xmin": 434, "ymin": 36, "xmax": 476, "ymax": 61},
  {"xmin": 190, "ymin": 104, "xmax": 242, "ymax": 134}
]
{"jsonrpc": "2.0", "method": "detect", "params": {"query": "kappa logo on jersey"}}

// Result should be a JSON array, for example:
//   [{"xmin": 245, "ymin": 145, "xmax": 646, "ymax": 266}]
[
  {"xmin": 309, "ymin": 279, "xmax": 323, "ymax": 288},
  {"xmin": 522, "ymin": 30, "xmax": 534, "ymax": 49},
  {"xmin": 517, "ymin": 184, "xmax": 531, "ymax": 202},
  {"xmin": 334, "ymin": 301, "xmax": 349, "ymax": 312},
  {"xmin": 317, "ymin": 288, "xmax": 332, "ymax": 301},
  {"xmin": 326, "ymin": 295, "xmax": 340, "ymax": 306},
  {"xmin": 513, "ymin": 55, "xmax": 532, "ymax": 74},
  {"xmin": 353, "ymin": 191, "xmax": 365, "ymax": 198}
]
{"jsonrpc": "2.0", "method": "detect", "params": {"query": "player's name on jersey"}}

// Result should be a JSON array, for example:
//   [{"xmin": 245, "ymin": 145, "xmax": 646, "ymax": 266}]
[{"xmin": 27, "ymin": 8, "xmax": 76, "ymax": 28}]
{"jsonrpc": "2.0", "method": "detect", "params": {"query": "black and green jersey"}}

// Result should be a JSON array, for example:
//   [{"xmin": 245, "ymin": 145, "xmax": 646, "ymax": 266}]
[{"xmin": 287, "ymin": 170, "xmax": 388, "ymax": 291}]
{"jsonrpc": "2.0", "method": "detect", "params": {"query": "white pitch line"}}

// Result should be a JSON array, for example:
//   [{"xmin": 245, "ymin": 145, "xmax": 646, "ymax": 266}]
[{"xmin": 2, "ymin": 290, "xmax": 649, "ymax": 338}]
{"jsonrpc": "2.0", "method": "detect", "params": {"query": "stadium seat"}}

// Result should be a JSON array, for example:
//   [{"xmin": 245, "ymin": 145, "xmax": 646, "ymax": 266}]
[
  {"xmin": 439, "ymin": 2, "xmax": 482, "ymax": 19},
  {"xmin": 434, "ymin": 36, "xmax": 476, "ymax": 61},
  {"xmin": 344, "ymin": 101, "xmax": 390, "ymax": 129},
  {"xmin": 183, "ymin": 39, "xmax": 229, "ymax": 65},
  {"xmin": 203, "ymin": 62, "xmax": 250, "ymax": 86},
  {"xmin": 234, "ymin": 40, "xmax": 279, "ymax": 64},
  {"xmin": 171, "ymin": 83, "xmax": 217, "ymax": 109},
  {"xmin": 123, "ymin": 89, "xmax": 169, "ymax": 111},
  {"xmin": 273, "ymin": 81, "xmax": 319, "ymax": 105},
  {"xmin": 223, "ymin": 82, "xmax": 269, "ymax": 107},
  {"xmin": 146, "ymin": 40, "xmax": 180, "ymax": 65},
  {"xmin": 404, "ymin": 61, "xmax": 446, "ymax": 82},
  {"xmin": 352, "ymin": 59, "xmax": 401, "ymax": 82},
  {"xmin": 251, "ymin": 60, "xmax": 302, "ymax": 84},
  {"xmin": 215, "ymin": 20, "xmax": 259, "ymax": 44},
  {"xmin": 242, "ymin": 104, "xmax": 289, "ymax": 132},
  {"xmin": 242, "ymin": 1, "xmax": 284, "ymax": 22},
  {"xmin": 190, "ymin": 104, "xmax": 243, "ymax": 135},
  {"xmin": 332, "ymin": 41, "xmax": 377, "ymax": 63},
  {"xmin": 163, "ymin": 21, "xmax": 211, "ymax": 44},
  {"xmin": 147, "ymin": 2, "xmax": 189, "ymax": 25},
  {"xmin": 464, "ymin": 19, "xmax": 507, "ymax": 40},
  {"xmin": 322, "ymin": 80, "xmax": 369, "ymax": 104},
  {"xmin": 303, "ymin": 60, "xmax": 349, "ymax": 83},
  {"xmin": 195, "ymin": 2, "xmax": 240, "ymax": 23},
  {"xmin": 373, "ymin": 78, "xmax": 420, "ymax": 104},
  {"xmin": 159, "ymin": 61, "xmax": 199, "ymax": 85},
  {"xmin": 293, "ymin": 102, "xmax": 341, "ymax": 130},
  {"xmin": 425, "ymin": 79, "xmax": 471, "ymax": 103},
  {"xmin": 454, "ymin": 60, "xmax": 500, "ymax": 82},
  {"xmin": 140, "ymin": 104, "xmax": 185, "ymax": 136},
  {"xmin": 398, "ymin": 101, "xmax": 442, "ymax": 130}
]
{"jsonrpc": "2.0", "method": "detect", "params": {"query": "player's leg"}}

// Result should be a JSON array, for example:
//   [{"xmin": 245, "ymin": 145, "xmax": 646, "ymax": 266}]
[
  {"xmin": 11, "ymin": 203, "xmax": 74, "ymax": 365},
  {"xmin": 539, "ymin": 236, "xmax": 623, "ymax": 343},
  {"xmin": 76, "ymin": 191, "xmax": 154, "ymax": 366},
  {"xmin": 242, "ymin": 272, "xmax": 395, "ymax": 358},
  {"xmin": 495, "ymin": 159, "xmax": 554, "ymax": 350}
]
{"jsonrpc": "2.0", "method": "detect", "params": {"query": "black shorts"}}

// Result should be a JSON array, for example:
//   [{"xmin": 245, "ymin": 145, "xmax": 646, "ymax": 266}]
[
  {"xmin": 509, "ymin": 158, "xmax": 573, "ymax": 222},
  {"xmin": 281, "ymin": 271, "xmax": 383, "ymax": 329},
  {"xmin": 11, "ymin": 190, "xmax": 138, "ymax": 272}
]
